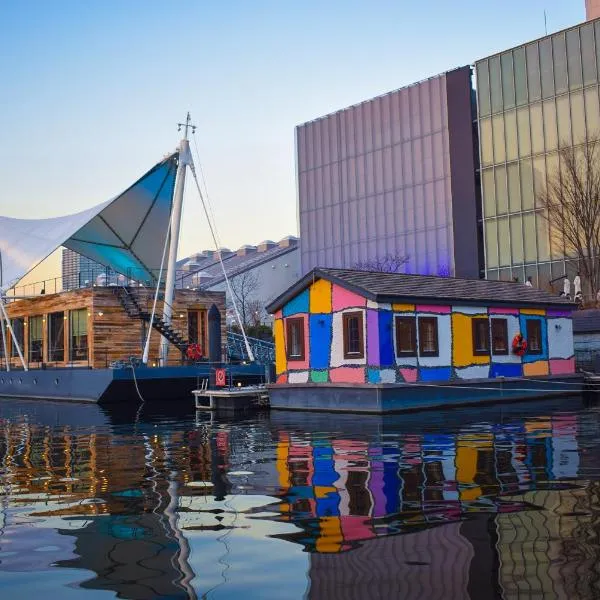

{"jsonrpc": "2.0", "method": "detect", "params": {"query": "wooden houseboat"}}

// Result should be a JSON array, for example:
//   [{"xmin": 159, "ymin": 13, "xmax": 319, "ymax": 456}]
[{"xmin": 266, "ymin": 268, "xmax": 582, "ymax": 413}]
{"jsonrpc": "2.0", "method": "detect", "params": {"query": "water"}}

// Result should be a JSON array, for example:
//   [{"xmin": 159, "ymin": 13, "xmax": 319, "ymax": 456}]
[{"xmin": 1, "ymin": 397, "xmax": 600, "ymax": 599}]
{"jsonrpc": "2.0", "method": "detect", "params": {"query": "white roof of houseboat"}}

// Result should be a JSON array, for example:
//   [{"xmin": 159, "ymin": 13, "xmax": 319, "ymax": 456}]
[{"xmin": 0, "ymin": 153, "xmax": 178, "ymax": 290}]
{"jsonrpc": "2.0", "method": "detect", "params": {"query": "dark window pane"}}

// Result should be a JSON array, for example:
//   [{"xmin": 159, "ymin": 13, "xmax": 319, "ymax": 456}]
[
  {"xmin": 70, "ymin": 308, "xmax": 88, "ymax": 362},
  {"xmin": 566, "ymin": 29, "xmax": 583, "ymax": 90},
  {"xmin": 29, "ymin": 315, "xmax": 43, "ymax": 362},
  {"xmin": 552, "ymin": 34, "xmax": 568, "ymax": 95},
  {"xmin": 472, "ymin": 318, "xmax": 490, "ymax": 355},
  {"xmin": 188, "ymin": 310, "xmax": 199, "ymax": 344},
  {"xmin": 10, "ymin": 318, "xmax": 24, "ymax": 359},
  {"xmin": 526, "ymin": 319, "xmax": 542, "ymax": 353},
  {"xmin": 343, "ymin": 312, "xmax": 364, "ymax": 358},
  {"xmin": 477, "ymin": 60, "xmax": 491, "ymax": 117},
  {"xmin": 581, "ymin": 23, "xmax": 596, "ymax": 86},
  {"xmin": 395, "ymin": 316, "xmax": 416, "ymax": 356},
  {"xmin": 526, "ymin": 43, "xmax": 542, "ymax": 102},
  {"xmin": 418, "ymin": 317, "xmax": 439, "ymax": 357},
  {"xmin": 48, "ymin": 312, "xmax": 64, "ymax": 363},
  {"xmin": 540, "ymin": 39, "xmax": 555, "ymax": 99},
  {"xmin": 286, "ymin": 317, "xmax": 305, "ymax": 360},
  {"xmin": 491, "ymin": 318, "xmax": 509, "ymax": 355},
  {"xmin": 514, "ymin": 47, "xmax": 528, "ymax": 105},
  {"xmin": 501, "ymin": 52, "xmax": 515, "ymax": 109},
  {"xmin": 489, "ymin": 56, "xmax": 503, "ymax": 114}
]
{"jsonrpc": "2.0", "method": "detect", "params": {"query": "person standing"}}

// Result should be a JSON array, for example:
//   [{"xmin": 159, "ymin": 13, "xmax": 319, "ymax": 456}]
[
  {"xmin": 525, "ymin": 276, "xmax": 533, "ymax": 287},
  {"xmin": 574, "ymin": 272, "xmax": 582, "ymax": 298},
  {"xmin": 563, "ymin": 276, "xmax": 571, "ymax": 299}
]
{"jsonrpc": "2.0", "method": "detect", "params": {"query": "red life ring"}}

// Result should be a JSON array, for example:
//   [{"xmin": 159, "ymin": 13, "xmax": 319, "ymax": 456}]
[
  {"xmin": 512, "ymin": 334, "xmax": 527, "ymax": 356},
  {"xmin": 186, "ymin": 343, "xmax": 203, "ymax": 361}
]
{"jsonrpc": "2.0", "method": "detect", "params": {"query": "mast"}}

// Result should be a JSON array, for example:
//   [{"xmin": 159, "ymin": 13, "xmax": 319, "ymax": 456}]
[{"xmin": 160, "ymin": 113, "xmax": 195, "ymax": 366}]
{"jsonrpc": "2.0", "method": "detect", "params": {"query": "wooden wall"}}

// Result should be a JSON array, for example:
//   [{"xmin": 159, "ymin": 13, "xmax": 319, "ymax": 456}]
[{"xmin": 3, "ymin": 287, "xmax": 226, "ymax": 369}]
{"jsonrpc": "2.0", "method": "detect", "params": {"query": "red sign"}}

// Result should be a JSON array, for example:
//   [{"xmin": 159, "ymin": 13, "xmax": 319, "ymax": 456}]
[{"xmin": 215, "ymin": 368, "xmax": 226, "ymax": 387}]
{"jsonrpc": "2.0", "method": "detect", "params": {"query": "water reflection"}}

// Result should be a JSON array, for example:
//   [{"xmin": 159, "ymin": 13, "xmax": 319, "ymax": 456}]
[{"xmin": 0, "ymin": 397, "xmax": 599, "ymax": 599}]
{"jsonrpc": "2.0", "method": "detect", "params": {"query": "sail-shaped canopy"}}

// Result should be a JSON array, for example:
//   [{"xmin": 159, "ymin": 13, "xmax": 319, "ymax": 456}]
[{"xmin": 0, "ymin": 153, "xmax": 178, "ymax": 290}]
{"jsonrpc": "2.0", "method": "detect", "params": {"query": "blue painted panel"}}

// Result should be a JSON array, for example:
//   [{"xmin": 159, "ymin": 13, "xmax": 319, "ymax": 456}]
[
  {"xmin": 490, "ymin": 362, "xmax": 523, "ymax": 378},
  {"xmin": 309, "ymin": 313, "xmax": 332, "ymax": 369},
  {"xmin": 419, "ymin": 366, "xmax": 453, "ymax": 382},
  {"xmin": 519, "ymin": 315, "xmax": 548, "ymax": 363},
  {"xmin": 368, "ymin": 368, "xmax": 381, "ymax": 383},
  {"xmin": 283, "ymin": 289, "xmax": 310, "ymax": 317},
  {"xmin": 378, "ymin": 310, "xmax": 395, "ymax": 367}
]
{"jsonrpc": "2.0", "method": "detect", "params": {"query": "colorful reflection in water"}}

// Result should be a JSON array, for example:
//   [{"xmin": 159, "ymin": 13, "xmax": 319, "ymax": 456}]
[{"xmin": 0, "ymin": 397, "xmax": 599, "ymax": 599}]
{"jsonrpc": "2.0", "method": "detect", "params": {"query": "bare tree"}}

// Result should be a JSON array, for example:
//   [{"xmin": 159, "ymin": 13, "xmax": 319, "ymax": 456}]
[
  {"xmin": 228, "ymin": 270, "xmax": 261, "ymax": 327},
  {"xmin": 354, "ymin": 253, "xmax": 409, "ymax": 273},
  {"xmin": 537, "ymin": 139, "xmax": 600, "ymax": 297}
]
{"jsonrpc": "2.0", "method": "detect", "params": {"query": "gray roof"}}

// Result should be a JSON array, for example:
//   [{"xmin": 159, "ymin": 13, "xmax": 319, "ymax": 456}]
[
  {"xmin": 572, "ymin": 309, "xmax": 600, "ymax": 334},
  {"xmin": 266, "ymin": 268, "xmax": 575, "ymax": 313}
]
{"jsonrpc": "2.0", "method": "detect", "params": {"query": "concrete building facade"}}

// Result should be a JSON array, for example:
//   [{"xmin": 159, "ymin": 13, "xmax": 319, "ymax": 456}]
[{"xmin": 296, "ymin": 66, "xmax": 481, "ymax": 279}]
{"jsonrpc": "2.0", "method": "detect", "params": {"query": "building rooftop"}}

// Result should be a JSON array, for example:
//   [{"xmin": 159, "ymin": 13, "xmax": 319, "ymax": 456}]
[{"xmin": 266, "ymin": 268, "xmax": 575, "ymax": 312}]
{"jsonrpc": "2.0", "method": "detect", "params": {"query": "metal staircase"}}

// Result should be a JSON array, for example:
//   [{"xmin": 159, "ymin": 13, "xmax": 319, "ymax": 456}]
[{"xmin": 115, "ymin": 287, "xmax": 188, "ymax": 356}]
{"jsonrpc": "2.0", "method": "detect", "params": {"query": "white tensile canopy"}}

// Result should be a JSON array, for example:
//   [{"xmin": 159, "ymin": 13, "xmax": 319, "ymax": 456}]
[{"xmin": 0, "ymin": 153, "xmax": 178, "ymax": 291}]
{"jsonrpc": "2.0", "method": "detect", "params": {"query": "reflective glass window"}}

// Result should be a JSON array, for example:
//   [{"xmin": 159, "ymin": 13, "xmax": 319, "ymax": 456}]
[
  {"xmin": 29, "ymin": 316, "xmax": 43, "ymax": 363},
  {"xmin": 501, "ymin": 52, "xmax": 515, "ymax": 109},
  {"xmin": 508, "ymin": 162, "xmax": 521, "ymax": 213},
  {"xmin": 571, "ymin": 90, "xmax": 585, "ymax": 145},
  {"xmin": 477, "ymin": 60, "xmax": 491, "ymax": 117},
  {"xmin": 533, "ymin": 156, "xmax": 547, "ymax": 205},
  {"xmin": 566, "ymin": 29, "xmax": 583, "ymax": 90},
  {"xmin": 480, "ymin": 117, "xmax": 493, "ymax": 166},
  {"xmin": 510, "ymin": 214, "xmax": 524, "ymax": 263},
  {"xmin": 489, "ymin": 56, "xmax": 503, "ymax": 114},
  {"xmin": 487, "ymin": 269, "xmax": 499, "ymax": 280},
  {"xmin": 526, "ymin": 43, "xmax": 542, "ymax": 102},
  {"xmin": 536, "ymin": 212, "xmax": 550, "ymax": 261},
  {"xmin": 499, "ymin": 268, "xmax": 513, "ymax": 281},
  {"xmin": 485, "ymin": 219, "xmax": 499, "ymax": 268},
  {"xmin": 498, "ymin": 217, "xmax": 510, "ymax": 266},
  {"xmin": 505, "ymin": 110, "xmax": 518, "ymax": 161},
  {"xmin": 523, "ymin": 212, "xmax": 537, "ymax": 262},
  {"xmin": 556, "ymin": 94, "xmax": 572, "ymax": 148},
  {"xmin": 543, "ymin": 99, "xmax": 558, "ymax": 151},
  {"xmin": 521, "ymin": 159, "xmax": 534, "ymax": 210},
  {"xmin": 585, "ymin": 86, "xmax": 600, "ymax": 134},
  {"xmin": 581, "ymin": 23, "xmax": 596, "ymax": 86},
  {"xmin": 530, "ymin": 103, "xmax": 544, "ymax": 155},
  {"xmin": 552, "ymin": 34, "xmax": 568, "ymax": 95},
  {"xmin": 492, "ymin": 115, "xmax": 505, "ymax": 163},
  {"xmin": 482, "ymin": 168, "xmax": 496, "ymax": 218},
  {"xmin": 495, "ymin": 165, "xmax": 508, "ymax": 215},
  {"xmin": 517, "ymin": 107, "xmax": 531, "ymax": 157},
  {"xmin": 538, "ymin": 263, "xmax": 552, "ymax": 291},
  {"xmin": 540, "ymin": 39, "xmax": 555, "ymax": 99},
  {"xmin": 514, "ymin": 47, "xmax": 528, "ymax": 105}
]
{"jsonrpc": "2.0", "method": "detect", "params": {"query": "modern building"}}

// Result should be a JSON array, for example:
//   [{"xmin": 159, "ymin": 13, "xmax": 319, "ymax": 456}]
[
  {"xmin": 475, "ymin": 19, "xmax": 600, "ymax": 288},
  {"xmin": 62, "ymin": 248, "xmax": 111, "ymax": 290},
  {"xmin": 177, "ymin": 236, "xmax": 300, "ymax": 324},
  {"xmin": 296, "ymin": 66, "xmax": 481, "ymax": 279}
]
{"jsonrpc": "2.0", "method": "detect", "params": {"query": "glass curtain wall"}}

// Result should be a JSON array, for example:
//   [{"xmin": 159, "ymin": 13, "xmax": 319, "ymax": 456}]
[{"xmin": 476, "ymin": 21, "xmax": 600, "ymax": 290}]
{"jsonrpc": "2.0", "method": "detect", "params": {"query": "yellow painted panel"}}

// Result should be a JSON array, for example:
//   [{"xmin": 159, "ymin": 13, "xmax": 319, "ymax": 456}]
[
  {"xmin": 309, "ymin": 279, "xmax": 332, "ymax": 313},
  {"xmin": 392, "ymin": 303, "xmax": 415, "ymax": 312},
  {"xmin": 523, "ymin": 360, "xmax": 549, "ymax": 376},
  {"xmin": 316, "ymin": 516, "xmax": 343, "ymax": 553},
  {"xmin": 315, "ymin": 485, "xmax": 337, "ymax": 499},
  {"xmin": 452, "ymin": 313, "xmax": 489, "ymax": 367},
  {"xmin": 460, "ymin": 486, "xmax": 483, "ymax": 501},
  {"xmin": 520, "ymin": 308, "xmax": 545, "ymax": 316},
  {"xmin": 276, "ymin": 439, "xmax": 290, "ymax": 489},
  {"xmin": 456, "ymin": 445, "xmax": 478, "ymax": 483},
  {"xmin": 274, "ymin": 318, "xmax": 287, "ymax": 375}
]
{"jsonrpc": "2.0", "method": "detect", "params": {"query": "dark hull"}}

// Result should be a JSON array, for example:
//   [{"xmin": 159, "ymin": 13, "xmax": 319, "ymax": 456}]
[{"xmin": 0, "ymin": 364, "xmax": 267, "ymax": 404}]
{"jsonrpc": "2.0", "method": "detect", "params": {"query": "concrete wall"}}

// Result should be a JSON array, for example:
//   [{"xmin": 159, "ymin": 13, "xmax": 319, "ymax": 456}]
[{"xmin": 273, "ymin": 279, "xmax": 575, "ymax": 384}]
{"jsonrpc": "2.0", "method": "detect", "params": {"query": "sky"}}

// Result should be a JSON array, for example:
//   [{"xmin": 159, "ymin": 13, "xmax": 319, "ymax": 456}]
[{"xmin": 0, "ymin": 0, "xmax": 586, "ymax": 278}]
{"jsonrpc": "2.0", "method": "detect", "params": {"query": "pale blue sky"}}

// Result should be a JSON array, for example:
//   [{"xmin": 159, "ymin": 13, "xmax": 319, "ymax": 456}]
[{"xmin": 0, "ymin": 0, "xmax": 585, "ymax": 262}]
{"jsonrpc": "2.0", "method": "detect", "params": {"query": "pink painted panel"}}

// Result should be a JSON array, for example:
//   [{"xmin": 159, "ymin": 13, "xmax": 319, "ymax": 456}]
[
  {"xmin": 416, "ymin": 305, "xmax": 451, "ymax": 314},
  {"xmin": 332, "ymin": 283, "xmax": 367, "ymax": 311},
  {"xmin": 489, "ymin": 307, "xmax": 520, "ymax": 315},
  {"xmin": 399, "ymin": 368, "xmax": 418, "ymax": 383},
  {"xmin": 329, "ymin": 367, "xmax": 366, "ymax": 384},
  {"xmin": 274, "ymin": 309, "xmax": 283, "ymax": 320},
  {"xmin": 549, "ymin": 358, "xmax": 575, "ymax": 375},
  {"xmin": 286, "ymin": 316, "xmax": 309, "ymax": 370}
]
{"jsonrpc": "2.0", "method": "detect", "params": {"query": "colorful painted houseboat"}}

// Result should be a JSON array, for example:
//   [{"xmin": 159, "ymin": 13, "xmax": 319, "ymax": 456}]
[{"xmin": 266, "ymin": 268, "xmax": 581, "ymax": 413}]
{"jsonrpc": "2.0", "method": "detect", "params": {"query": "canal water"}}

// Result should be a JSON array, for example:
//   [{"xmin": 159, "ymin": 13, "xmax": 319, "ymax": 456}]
[{"xmin": 1, "ymin": 397, "xmax": 600, "ymax": 599}]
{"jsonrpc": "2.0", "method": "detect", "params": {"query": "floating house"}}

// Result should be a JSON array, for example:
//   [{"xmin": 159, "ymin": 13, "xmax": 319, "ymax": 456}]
[{"xmin": 266, "ymin": 269, "xmax": 580, "ymax": 413}]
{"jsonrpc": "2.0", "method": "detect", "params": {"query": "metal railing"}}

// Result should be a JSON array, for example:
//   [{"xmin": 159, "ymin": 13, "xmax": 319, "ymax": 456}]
[{"xmin": 227, "ymin": 331, "xmax": 274, "ymax": 364}]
